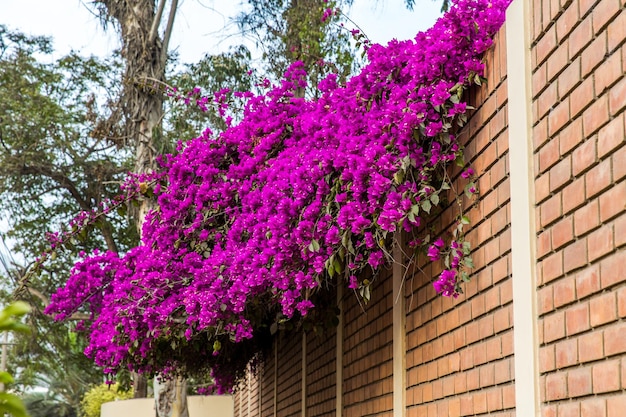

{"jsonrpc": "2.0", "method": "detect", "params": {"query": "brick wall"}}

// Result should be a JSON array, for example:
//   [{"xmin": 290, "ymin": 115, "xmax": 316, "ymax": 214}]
[
  {"xmin": 305, "ymin": 324, "xmax": 337, "ymax": 416},
  {"xmin": 531, "ymin": 0, "xmax": 626, "ymax": 415},
  {"xmin": 231, "ymin": 1, "xmax": 625, "ymax": 415},
  {"xmin": 404, "ymin": 26, "xmax": 515, "ymax": 417},
  {"xmin": 343, "ymin": 269, "xmax": 394, "ymax": 417}
]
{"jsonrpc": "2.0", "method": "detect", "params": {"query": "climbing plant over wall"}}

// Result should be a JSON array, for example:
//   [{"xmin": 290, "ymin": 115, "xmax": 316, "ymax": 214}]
[{"xmin": 45, "ymin": 0, "xmax": 511, "ymax": 393}]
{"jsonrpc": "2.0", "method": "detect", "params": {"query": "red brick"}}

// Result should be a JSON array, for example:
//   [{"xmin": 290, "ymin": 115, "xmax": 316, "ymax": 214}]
[
  {"xmin": 549, "ymin": 98, "xmax": 571, "ymax": 137},
  {"xmin": 536, "ymin": 25, "xmax": 558, "ymax": 65},
  {"xmin": 595, "ymin": 52, "xmax": 623, "ymax": 94},
  {"xmin": 599, "ymin": 182, "xmax": 626, "ymax": 222},
  {"xmin": 607, "ymin": 8, "xmax": 626, "ymax": 51},
  {"xmin": 581, "ymin": 32, "xmax": 607, "ymax": 76},
  {"xmin": 552, "ymin": 217, "xmax": 574, "ymax": 249},
  {"xmin": 600, "ymin": 249, "xmax": 626, "ymax": 289},
  {"xmin": 585, "ymin": 158, "xmax": 612, "ymax": 198},
  {"xmin": 558, "ymin": 57, "xmax": 581, "ymax": 100},
  {"xmin": 562, "ymin": 177, "xmax": 585, "ymax": 214},
  {"xmin": 556, "ymin": 2, "xmax": 579, "ymax": 41},
  {"xmin": 537, "ymin": 82, "xmax": 558, "ymax": 119},
  {"xmin": 543, "ymin": 404, "xmax": 557, "ymax": 417},
  {"xmin": 547, "ymin": 42, "xmax": 569, "ymax": 81},
  {"xmin": 566, "ymin": 302, "xmax": 590, "ymax": 335},
  {"xmin": 540, "ymin": 345, "xmax": 556, "ymax": 373},
  {"xmin": 576, "ymin": 264, "xmax": 601, "ymax": 299},
  {"xmin": 544, "ymin": 311, "xmax": 566, "ymax": 343},
  {"xmin": 538, "ymin": 230, "xmax": 552, "ymax": 258},
  {"xmin": 614, "ymin": 146, "xmax": 626, "ymax": 181},
  {"xmin": 587, "ymin": 225, "xmax": 614, "ymax": 262},
  {"xmin": 618, "ymin": 285, "xmax": 626, "ymax": 319},
  {"xmin": 568, "ymin": 366, "xmax": 592, "ymax": 397},
  {"xmin": 558, "ymin": 402, "xmax": 580, "ymax": 417},
  {"xmin": 583, "ymin": 94, "xmax": 610, "ymax": 137},
  {"xmin": 592, "ymin": 0, "xmax": 621, "ymax": 34},
  {"xmin": 579, "ymin": 0, "xmax": 596, "ymax": 17},
  {"xmin": 598, "ymin": 113, "xmax": 625, "ymax": 157},
  {"xmin": 542, "ymin": 252, "xmax": 564, "ymax": 283},
  {"xmin": 533, "ymin": 63, "xmax": 548, "ymax": 100},
  {"xmin": 607, "ymin": 392, "xmax": 626, "ymax": 417},
  {"xmin": 614, "ymin": 214, "xmax": 626, "ymax": 248},
  {"xmin": 550, "ymin": 156, "xmax": 572, "ymax": 191},
  {"xmin": 559, "ymin": 117, "xmax": 583, "ymax": 155},
  {"xmin": 581, "ymin": 398, "xmax": 607, "ymax": 417},
  {"xmin": 570, "ymin": 76, "xmax": 595, "ymax": 118},
  {"xmin": 579, "ymin": 330, "xmax": 604, "ymax": 363},
  {"xmin": 574, "ymin": 200, "xmax": 599, "ymax": 236},
  {"xmin": 568, "ymin": 14, "xmax": 593, "ymax": 58},
  {"xmin": 545, "ymin": 372, "xmax": 568, "ymax": 401},
  {"xmin": 541, "ymin": 194, "xmax": 563, "ymax": 227},
  {"xmin": 592, "ymin": 359, "xmax": 621, "ymax": 393},
  {"xmin": 572, "ymin": 138, "xmax": 596, "ymax": 176},
  {"xmin": 564, "ymin": 238, "xmax": 588, "ymax": 273},
  {"xmin": 534, "ymin": 117, "xmax": 550, "ymax": 149},
  {"xmin": 590, "ymin": 292, "xmax": 617, "ymax": 327},
  {"xmin": 502, "ymin": 383, "xmax": 515, "ymax": 409},
  {"xmin": 555, "ymin": 338, "xmax": 579, "ymax": 368},
  {"xmin": 609, "ymin": 76, "xmax": 626, "ymax": 115},
  {"xmin": 604, "ymin": 322, "xmax": 626, "ymax": 356},
  {"xmin": 554, "ymin": 275, "xmax": 576, "ymax": 307},
  {"xmin": 539, "ymin": 286, "xmax": 554, "ymax": 317}
]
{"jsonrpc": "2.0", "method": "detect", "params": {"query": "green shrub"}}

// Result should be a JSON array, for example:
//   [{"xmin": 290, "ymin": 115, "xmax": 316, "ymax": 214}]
[{"xmin": 80, "ymin": 383, "xmax": 133, "ymax": 417}]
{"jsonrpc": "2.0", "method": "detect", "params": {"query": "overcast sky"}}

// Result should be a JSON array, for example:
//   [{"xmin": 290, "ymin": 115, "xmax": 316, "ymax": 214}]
[{"xmin": 0, "ymin": 0, "xmax": 442, "ymax": 63}]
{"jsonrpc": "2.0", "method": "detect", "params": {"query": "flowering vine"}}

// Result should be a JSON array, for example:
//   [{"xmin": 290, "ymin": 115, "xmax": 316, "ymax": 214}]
[{"xmin": 46, "ymin": 0, "xmax": 510, "ymax": 392}]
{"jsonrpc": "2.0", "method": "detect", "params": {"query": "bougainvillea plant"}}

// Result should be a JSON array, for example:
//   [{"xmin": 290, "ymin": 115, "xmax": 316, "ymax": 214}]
[{"xmin": 45, "ymin": 0, "xmax": 511, "ymax": 392}]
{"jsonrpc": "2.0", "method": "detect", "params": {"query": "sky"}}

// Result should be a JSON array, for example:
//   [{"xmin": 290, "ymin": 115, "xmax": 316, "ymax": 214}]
[{"xmin": 0, "ymin": 0, "xmax": 442, "ymax": 64}]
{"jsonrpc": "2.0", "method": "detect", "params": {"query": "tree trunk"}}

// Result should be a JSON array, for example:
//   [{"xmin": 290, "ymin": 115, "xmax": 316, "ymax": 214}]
[
  {"xmin": 95, "ymin": 0, "xmax": 185, "ymax": 408},
  {"xmin": 154, "ymin": 377, "xmax": 188, "ymax": 417}
]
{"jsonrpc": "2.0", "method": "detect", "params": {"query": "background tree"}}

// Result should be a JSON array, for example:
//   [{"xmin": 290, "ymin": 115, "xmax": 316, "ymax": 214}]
[
  {"xmin": 0, "ymin": 25, "xmax": 133, "ymax": 415},
  {"xmin": 235, "ymin": 0, "xmax": 357, "ymax": 97}
]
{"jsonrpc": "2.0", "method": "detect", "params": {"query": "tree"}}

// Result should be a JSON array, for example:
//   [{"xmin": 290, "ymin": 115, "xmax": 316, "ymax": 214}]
[
  {"xmin": 235, "ymin": 0, "xmax": 357, "ymax": 97},
  {"xmin": 0, "ymin": 25, "xmax": 133, "ymax": 414}
]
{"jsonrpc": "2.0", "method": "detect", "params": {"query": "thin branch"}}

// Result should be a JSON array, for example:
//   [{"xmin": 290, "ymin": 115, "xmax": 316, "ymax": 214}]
[
  {"xmin": 160, "ymin": 0, "xmax": 178, "ymax": 65},
  {"xmin": 148, "ymin": 0, "xmax": 168, "ymax": 46},
  {"xmin": 23, "ymin": 287, "xmax": 91, "ymax": 321}
]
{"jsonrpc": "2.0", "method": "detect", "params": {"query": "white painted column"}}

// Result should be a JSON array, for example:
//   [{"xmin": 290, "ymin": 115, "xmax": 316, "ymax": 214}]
[
  {"xmin": 506, "ymin": 0, "xmax": 541, "ymax": 415},
  {"xmin": 393, "ymin": 236, "xmax": 406, "ymax": 417}
]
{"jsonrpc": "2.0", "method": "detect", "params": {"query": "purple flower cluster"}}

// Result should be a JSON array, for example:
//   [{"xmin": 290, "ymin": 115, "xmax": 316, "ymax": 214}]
[{"xmin": 46, "ymin": 0, "xmax": 510, "ymax": 391}]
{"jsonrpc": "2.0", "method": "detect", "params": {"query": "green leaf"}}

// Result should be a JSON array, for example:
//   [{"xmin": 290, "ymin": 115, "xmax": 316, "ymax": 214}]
[
  {"xmin": 421, "ymin": 199, "xmax": 432, "ymax": 214},
  {"xmin": 0, "ymin": 371, "xmax": 14, "ymax": 385},
  {"xmin": 308, "ymin": 239, "xmax": 320, "ymax": 252},
  {"xmin": 0, "ymin": 392, "xmax": 29, "ymax": 417},
  {"xmin": 461, "ymin": 215, "xmax": 470, "ymax": 225},
  {"xmin": 333, "ymin": 257, "xmax": 342, "ymax": 275},
  {"xmin": 1, "ymin": 301, "xmax": 31, "ymax": 318},
  {"xmin": 430, "ymin": 194, "xmax": 440, "ymax": 206}
]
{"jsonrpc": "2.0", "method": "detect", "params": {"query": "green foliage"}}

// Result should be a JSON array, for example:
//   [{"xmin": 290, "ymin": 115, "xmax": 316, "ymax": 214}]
[
  {"xmin": 23, "ymin": 393, "xmax": 76, "ymax": 417},
  {"xmin": 0, "ymin": 302, "xmax": 31, "ymax": 417},
  {"xmin": 164, "ymin": 45, "xmax": 255, "ymax": 142},
  {"xmin": 0, "ymin": 24, "xmax": 135, "ymax": 411},
  {"xmin": 80, "ymin": 383, "xmax": 133, "ymax": 417},
  {"xmin": 235, "ymin": 0, "xmax": 357, "ymax": 97}
]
